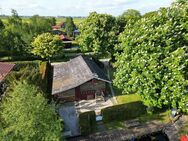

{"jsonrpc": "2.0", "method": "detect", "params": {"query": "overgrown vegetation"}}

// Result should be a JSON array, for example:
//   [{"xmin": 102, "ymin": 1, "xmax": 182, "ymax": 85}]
[
  {"xmin": 0, "ymin": 81, "xmax": 62, "ymax": 141},
  {"xmin": 4, "ymin": 61, "xmax": 51, "ymax": 99},
  {"xmin": 0, "ymin": 10, "xmax": 57, "ymax": 60}
]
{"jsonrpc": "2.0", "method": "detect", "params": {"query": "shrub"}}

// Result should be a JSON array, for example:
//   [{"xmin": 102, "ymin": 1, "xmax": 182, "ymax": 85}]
[
  {"xmin": 4, "ymin": 61, "xmax": 51, "ymax": 100},
  {"xmin": 79, "ymin": 111, "xmax": 96, "ymax": 135},
  {"xmin": 101, "ymin": 102, "xmax": 146, "ymax": 123}
]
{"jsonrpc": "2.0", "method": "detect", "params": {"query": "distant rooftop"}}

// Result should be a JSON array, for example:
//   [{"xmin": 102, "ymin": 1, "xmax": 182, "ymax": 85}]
[{"xmin": 52, "ymin": 56, "xmax": 111, "ymax": 95}]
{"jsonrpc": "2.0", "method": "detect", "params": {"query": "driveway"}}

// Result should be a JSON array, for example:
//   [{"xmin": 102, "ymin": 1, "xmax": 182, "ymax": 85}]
[{"xmin": 58, "ymin": 102, "xmax": 80, "ymax": 136}]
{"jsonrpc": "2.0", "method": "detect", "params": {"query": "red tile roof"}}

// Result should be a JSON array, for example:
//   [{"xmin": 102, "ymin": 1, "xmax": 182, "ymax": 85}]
[
  {"xmin": 60, "ymin": 34, "xmax": 71, "ymax": 41},
  {"xmin": 0, "ymin": 63, "xmax": 15, "ymax": 82}
]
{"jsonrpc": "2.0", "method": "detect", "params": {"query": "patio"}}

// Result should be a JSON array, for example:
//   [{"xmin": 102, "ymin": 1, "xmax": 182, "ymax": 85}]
[{"xmin": 75, "ymin": 96, "xmax": 114, "ymax": 115}]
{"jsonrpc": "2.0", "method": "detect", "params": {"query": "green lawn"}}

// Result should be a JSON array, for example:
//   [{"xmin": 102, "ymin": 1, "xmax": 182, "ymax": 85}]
[
  {"xmin": 106, "ymin": 66, "xmax": 171, "ymax": 125},
  {"xmin": 116, "ymin": 94, "xmax": 141, "ymax": 104},
  {"xmin": 139, "ymin": 110, "xmax": 171, "ymax": 123}
]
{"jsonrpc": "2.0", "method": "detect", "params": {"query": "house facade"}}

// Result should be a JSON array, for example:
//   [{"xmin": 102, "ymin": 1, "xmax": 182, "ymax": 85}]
[
  {"xmin": 55, "ymin": 79, "xmax": 106, "ymax": 101},
  {"xmin": 52, "ymin": 56, "xmax": 111, "ymax": 101}
]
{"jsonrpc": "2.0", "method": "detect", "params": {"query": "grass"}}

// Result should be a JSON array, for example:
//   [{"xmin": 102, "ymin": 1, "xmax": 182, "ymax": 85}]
[
  {"xmin": 1, "ymin": 17, "xmax": 84, "ymax": 26},
  {"xmin": 56, "ymin": 17, "xmax": 84, "ymax": 26},
  {"xmin": 139, "ymin": 110, "xmax": 171, "ymax": 123},
  {"xmin": 116, "ymin": 94, "xmax": 141, "ymax": 104},
  {"xmin": 106, "ymin": 65, "xmax": 171, "ymax": 124}
]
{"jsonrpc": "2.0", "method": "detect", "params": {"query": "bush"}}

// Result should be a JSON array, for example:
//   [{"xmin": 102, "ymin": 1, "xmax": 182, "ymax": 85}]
[
  {"xmin": 101, "ymin": 102, "xmax": 146, "ymax": 123},
  {"xmin": 13, "ymin": 61, "xmax": 40, "ymax": 71},
  {"xmin": 0, "ymin": 51, "xmax": 9, "ymax": 57},
  {"xmin": 79, "ymin": 111, "xmax": 96, "ymax": 135},
  {"xmin": 4, "ymin": 61, "xmax": 51, "ymax": 100}
]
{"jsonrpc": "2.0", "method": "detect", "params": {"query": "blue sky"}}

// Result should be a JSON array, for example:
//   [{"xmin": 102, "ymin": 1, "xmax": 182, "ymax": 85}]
[{"xmin": 0, "ymin": 0, "xmax": 174, "ymax": 16}]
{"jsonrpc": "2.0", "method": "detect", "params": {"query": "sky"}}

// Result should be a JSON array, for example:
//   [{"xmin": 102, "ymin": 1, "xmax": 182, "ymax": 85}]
[{"xmin": 0, "ymin": 0, "xmax": 175, "ymax": 17}]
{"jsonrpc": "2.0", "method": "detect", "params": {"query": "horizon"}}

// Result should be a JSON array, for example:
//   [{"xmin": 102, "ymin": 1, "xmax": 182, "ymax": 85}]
[{"xmin": 0, "ymin": 0, "xmax": 174, "ymax": 17}]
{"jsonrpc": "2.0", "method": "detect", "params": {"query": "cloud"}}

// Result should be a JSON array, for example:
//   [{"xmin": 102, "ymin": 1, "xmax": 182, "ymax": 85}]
[{"xmin": 0, "ymin": 0, "xmax": 174, "ymax": 16}]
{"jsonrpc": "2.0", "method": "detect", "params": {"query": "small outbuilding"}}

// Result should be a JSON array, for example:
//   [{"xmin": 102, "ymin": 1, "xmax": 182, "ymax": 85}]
[{"xmin": 52, "ymin": 56, "xmax": 111, "ymax": 101}]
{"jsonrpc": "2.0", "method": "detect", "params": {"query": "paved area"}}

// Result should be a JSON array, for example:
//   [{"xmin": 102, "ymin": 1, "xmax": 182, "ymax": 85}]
[
  {"xmin": 76, "ymin": 97, "xmax": 113, "ymax": 115},
  {"xmin": 58, "ymin": 102, "xmax": 80, "ymax": 136}
]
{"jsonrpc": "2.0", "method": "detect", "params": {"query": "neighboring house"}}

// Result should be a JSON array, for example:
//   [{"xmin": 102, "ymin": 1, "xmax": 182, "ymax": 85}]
[
  {"xmin": 60, "ymin": 34, "xmax": 72, "ymax": 41},
  {"xmin": 52, "ymin": 22, "xmax": 65, "ymax": 30},
  {"xmin": 51, "ymin": 29, "xmax": 65, "ymax": 35},
  {"xmin": 0, "ymin": 62, "xmax": 15, "ymax": 96},
  {"xmin": 73, "ymin": 29, "xmax": 80, "ymax": 39},
  {"xmin": 0, "ymin": 62, "xmax": 15, "ymax": 83},
  {"xmin": 60, "ymin": 34, "xmax": 72, "ymax": 48},
  {"xmin": 52, "ymin": 56, "xmax": 111, "ymax": 101}
]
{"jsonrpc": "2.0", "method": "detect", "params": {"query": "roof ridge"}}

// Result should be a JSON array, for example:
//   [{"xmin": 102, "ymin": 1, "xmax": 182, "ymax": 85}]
[{"xmin": 78, "ymin": 55, "xmax": 95, "ymax": 78}]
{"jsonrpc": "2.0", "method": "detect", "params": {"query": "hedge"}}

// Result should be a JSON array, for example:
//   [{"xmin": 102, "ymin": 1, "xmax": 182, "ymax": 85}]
[
  {"xmin": 79, "ymin": 111, "xmax": 96, "ymax": 135},
  {"xmin": 101, "ymin": 102, "xmax": 147, "ymax": 123}
]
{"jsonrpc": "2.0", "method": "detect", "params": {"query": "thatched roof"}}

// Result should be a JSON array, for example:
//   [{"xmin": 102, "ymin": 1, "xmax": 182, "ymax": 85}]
[{"xmin": 52, "ymin": 56, "xmax": 111, "ymax": 95}]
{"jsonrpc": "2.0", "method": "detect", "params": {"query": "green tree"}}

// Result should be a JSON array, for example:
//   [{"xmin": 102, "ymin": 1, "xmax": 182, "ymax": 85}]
[
  {"xmin": 0, "ymin": 19, "xmax": 5, "ymax": 51},
  {"xmin": 65, "ymin": 17, "xmax": 75, "ymax": 37},
  {"xmin": 117, "ymin": 9, "xmax": 141, "ymax": 33},
  {"xmin": 7, "ymin": 9, "xmax": 22, "ymax": 26},
  {"xmin": 2, "ymin": 9, "xmax": 27, "ymax": 56},
  {"xmin": 0, "ymin": 81, "xmax": 62, "ymax": 141},
  {"xmin": 77, "ymin": 12, "xmax": 118, "ymax": 58},
  {"xmin": 31, "ymin": 33, "xmax": 63, "ymax": 61},
  {"xmin": 0, "ymin": 19, "xmax": 4, "ymax": 30},
  {"xmin": 114, "ymin": 2, "xmax": 188, "ymax": 112}
]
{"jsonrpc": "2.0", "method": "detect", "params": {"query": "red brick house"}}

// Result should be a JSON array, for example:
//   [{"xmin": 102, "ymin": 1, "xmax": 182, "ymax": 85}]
[{"xmin": 52, "ymin": 56, "xmax": 111, "ymax": 101}]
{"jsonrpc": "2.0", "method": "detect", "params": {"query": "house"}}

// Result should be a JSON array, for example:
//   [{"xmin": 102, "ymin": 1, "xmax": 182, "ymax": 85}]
[
  {"xmin": 60, "ymin": 34, "xmax": 72, "ymax": 41},
  {"xmin": 60, "ymin": 34, "xmax": 72, "ymax": 48},
  {"xmin": 52, "ymin": 22, "xmax": 65, "ymax": 30},
  {"xmin": 52, "ymin": 56, "xmax": 111, "ymax": 101},
  {"xmin": 0, "ymin": 62, "xmax": 15, "ymax": 96},
  {"xmin": 0, "ymin": 62, "xmax": 15, "ymax": 83},
  {"xmin": 51, "ymin": 29, "xmax": 65, "ymax": 35},
  {"xmin": 73, "ymin": 29, "xmax": 80, "ymax": 39}
]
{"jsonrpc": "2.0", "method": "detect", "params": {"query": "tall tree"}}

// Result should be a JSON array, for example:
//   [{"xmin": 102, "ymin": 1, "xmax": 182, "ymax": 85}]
[
  {"xmin": 31, "ymin": 33, "xmax": 63, "ymax": 61},
  {"xmin": 77, "ymin": 12, "xmax": 118, "ymax": 58},
  {"xmin": 0, "ymin": 81, "xmax": 62, "ymax": 141},
  {"xmin": 2, "ymin": 9, "xmax": 27, "ymax": 55},
  {"xmin": 0, "ymin": 19, "xmax": 4, "ymax": 30},
  {"xmin": 114, "ymin": 2, "xmax": 188, "ymax": 112},
  {"xmin": 0, "ymin": 19, "xmax": 5, "ymax": 51},
  {"xmin": 65, "ymin": 17, "xmax": 75, "ymax": 37},
  {"xmin": 117, "ymin": 9, "xmax": 141, "ymax": 33}
]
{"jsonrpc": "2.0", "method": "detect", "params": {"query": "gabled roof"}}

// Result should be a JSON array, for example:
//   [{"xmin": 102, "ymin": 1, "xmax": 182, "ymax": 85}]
[
  {"xmin": 52, "ymin": 56, "xmax": 111, "ymax": 95},
  {"xmin": 0, "ymin": 63, "xmax": 15, "ymax": 82},
  {"xmin": 60, "ymin": 34, "xmax": 72, "ymax": 41}
]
